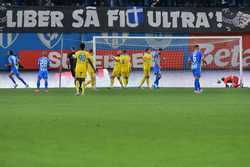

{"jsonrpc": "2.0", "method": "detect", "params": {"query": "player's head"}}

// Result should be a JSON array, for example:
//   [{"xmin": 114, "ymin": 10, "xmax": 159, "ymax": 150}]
[
  {"xmin": 116, "ymin": 50, "xmax": 122, "ymax": 56},
  {"xmin": 41, "ymin": 51, "xmax": 47, "ymax": 57},
  {"xmin": 89, "ymin": 49, "xmax": 93, "ymax": 54},
  {"xmin": 8, "ymin": 50, "xmax": 14, "ymax": 55},
  {"xmin": 221, "ymin": 77, "xmax": 225, "ymax": 81},
  {"xmin": 79, "ymin": 42, "xmax": 85, "ymax": 50},
  {"xmin": 194, "ymin": 45, "xmax": 199, "ymax": 51},
  {"xmin": 145, "ymin": 47, "xmax": 151, "ymax": 53},
  {"xmin": 122, "ymin": 50, "xmax": 127, "ymax": 54}
]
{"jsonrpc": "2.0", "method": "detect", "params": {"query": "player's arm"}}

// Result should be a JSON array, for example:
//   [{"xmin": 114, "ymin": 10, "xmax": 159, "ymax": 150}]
[{"xmin": 87, "ymin": 58, "xmax": 96, "ymax": 73}]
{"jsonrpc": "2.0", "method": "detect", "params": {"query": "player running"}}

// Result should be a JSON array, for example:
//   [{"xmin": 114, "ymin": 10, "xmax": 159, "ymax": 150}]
[
  {"xmin": 110, "ymin": 50, "xmax": 123, "ymax": 88},
  {"xmin": 85, "ymin": 49, "xmax": 96, "ymax": 89},
  {"xmin": 7, "ymin": 50, "xmax": 29, "ymax": 88},
  {"xmin": 189, "ymin": 45, "xmax": 207, "ymax": 93},
  {"xmin": 218, "ymin": 75, "xmax": 241, "ymax": 88},
  {"xmin": 35, "ymin": 52, "xmax": 50, "ymax": 93},
  {"xmin": 73, "ymin": 43, "xmax": 95, "ymax": 96},
  {"xmin": 120, "ymin": 50, "xmax": 131, "ymax": 87},
  {"xmin": 139, "ymin": 48, "xmax": 152, "ymax": 88},
  {"xmin": 152, "ymin": 48, "xmax": 162, "ymax": 88}
]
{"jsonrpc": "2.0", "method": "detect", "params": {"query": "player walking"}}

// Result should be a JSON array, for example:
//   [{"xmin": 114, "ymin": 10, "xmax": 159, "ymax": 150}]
[
  {"xmin": 7, "ymin": 50, "xmax": 29, "ymax": 88},
  {"xmin": 73, "ymin": 43, "xmax": 95, "ymax": 96},
  {"xmin": 189, "ymin": 45, "xmax": 206, "ymax": 93},
  {"xmin": 139, "ymin": 48, "xmax": 152, "ymax": 88},
  {"xmin": 35, "ymin": 52, "xmax": 50, "ymax": 93},
  {"xmin": 110, "ymin": 50, "xmax": 123, "ymax": 88},
  {"xmin": 152, "ymin": 48, "xmax": 162, "ymax": 88},
  {"xmin": 120, "ymin": 50, "xmax": 131, "ymax": 87}
]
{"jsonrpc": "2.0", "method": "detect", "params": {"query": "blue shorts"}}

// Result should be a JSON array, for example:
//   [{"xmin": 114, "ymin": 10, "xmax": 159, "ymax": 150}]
[
  {"xmin": 10, "ymin": 68, "xmax": 19, "ymax": 76},
  {"xmin": 38, "ymin": 71, "xmax": 48, "ymax": 79},
  {"xmin": 192, "ymin": 69, "xmax": 201, "ymax": 78},
  {"xmin": 153, "ymin": 65, "xmax": 160, "ymax": 74}
]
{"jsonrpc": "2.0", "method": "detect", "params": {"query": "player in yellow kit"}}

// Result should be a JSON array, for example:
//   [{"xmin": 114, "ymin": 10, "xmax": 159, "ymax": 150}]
[
  {"xmin": 120, "ymin": 50, "xmax": 131, "ymax": 87},
  {"xmin": 110, "ymin": 50, "xmax": 123, "ymax": 88},
  {"xmin": 73, "ymin": 43, "xmax": 95, "ymax": 96},
  {"xmin": 85, "ymin": 49, "xmax": 96, "ymax": 89},
  {"xmin": 139, "ymin": 48, "xmax": 152, "ymax": 88}
]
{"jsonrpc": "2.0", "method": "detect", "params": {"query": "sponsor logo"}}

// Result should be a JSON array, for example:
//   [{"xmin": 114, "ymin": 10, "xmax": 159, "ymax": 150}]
[
  {"xmin": 0, "ymin": 33, "xmax": 19, "ymax": 49},
  {"xmin": 37, "ymin": 33, "xmax": 63, "ymax": 49}
]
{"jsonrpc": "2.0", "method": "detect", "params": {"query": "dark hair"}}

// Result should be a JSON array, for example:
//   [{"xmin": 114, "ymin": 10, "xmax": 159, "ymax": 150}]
[
  {"xmin": 80, "ymin": 43, "xmax": 85, "ymax": 50},
  {"xmin": 89, "ymin": 49, "xmax": 93, "ymax": 53},
  {"xmin": 122, "ymin": 50, "xmax": 126, "ymax": 53},
  {"xmin": 145, "ymin": 48, "xmax": 151, "ymax": 52},
  {"xmin": 194, "ymin": 45, "xmax": 199, "ymax": 49},
  {"xmin": 158, "ymin": 48, "xmax": 162, "ymax": 51},
  {"xmin": 221, "ymin": 77, "xmax": 225, "ymax": 81},
  {"xmin": 71, "ymin": 47, "xmax": 75, "ymax": 50},
  {"xmin": 8, "ymin": 50, "xmax": 14, "ymax": 55}
]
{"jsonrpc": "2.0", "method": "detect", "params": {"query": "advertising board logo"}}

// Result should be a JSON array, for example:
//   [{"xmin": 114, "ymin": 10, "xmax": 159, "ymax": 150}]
[
  {"xmin": 0, "ymin": 33, "xmax": 19, "ymax": 49},
  {"xmin": 37, "ymin": 33, "xmax": 63, "ymax": 49}
]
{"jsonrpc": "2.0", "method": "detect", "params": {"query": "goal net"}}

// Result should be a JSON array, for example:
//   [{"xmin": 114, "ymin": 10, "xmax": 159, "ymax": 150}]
[{"xmin": 93, "ymin": 36, "xmax": 243, "ymax": 88}]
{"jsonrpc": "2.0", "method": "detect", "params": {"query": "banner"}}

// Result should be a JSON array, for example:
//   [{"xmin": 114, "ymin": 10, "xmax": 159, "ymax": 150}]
[{"xmin": 0, "ymin": 6, "xmax": 250, "ymax": 33}]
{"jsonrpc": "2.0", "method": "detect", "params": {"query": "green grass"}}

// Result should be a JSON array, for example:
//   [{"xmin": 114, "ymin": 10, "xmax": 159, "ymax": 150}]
[{"xmin": 0, "ymin": 88, "xmax": 249, "ymax": 167}]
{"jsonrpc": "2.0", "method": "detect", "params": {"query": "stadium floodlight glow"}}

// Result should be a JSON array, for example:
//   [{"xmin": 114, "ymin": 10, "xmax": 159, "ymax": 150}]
[{"xmin": 92, "ymin": 35, "xmax": 243, "ymax": 88}]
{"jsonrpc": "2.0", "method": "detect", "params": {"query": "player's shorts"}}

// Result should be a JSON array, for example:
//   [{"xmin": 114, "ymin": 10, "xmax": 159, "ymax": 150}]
[
  {"xmin": 10, "ymin": 68, "xmax": 19, "ymax": 76},
  {"xmin": 38, "ymin": 71, "xmax": 48, "ymax": 79},
  {"xmin": 153, "ymin": 65, "xmax": 160, "ymax": 74},
  {"xmin": 121, "ymin": 66, "xmax": 130, "ymax": 78},
  {"xmin": 75, "ymin": 65, "xmax": 87, "ymax": 79},
  {"xmin": 112, "ymin": 67, "xmax": 121, "ymax": 77},
  {"xmin": 192, "ymin": 69, "xmax": 201, "ymax": 78}
]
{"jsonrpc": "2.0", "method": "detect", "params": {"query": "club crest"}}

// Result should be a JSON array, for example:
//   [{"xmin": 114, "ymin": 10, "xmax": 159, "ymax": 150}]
[
  {"xmin": 37, "ymin": 33, "xmax": 63, "ymax": 49},
  {"xmin": 0, "ymin": 33, "xmax": 19, "ymax": 49}
]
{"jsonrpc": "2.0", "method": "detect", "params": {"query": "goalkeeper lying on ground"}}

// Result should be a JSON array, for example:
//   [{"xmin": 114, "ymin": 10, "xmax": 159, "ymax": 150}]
[{"xmin": 218, "ymin": 75, "xmax": 241, "ymax": 88}]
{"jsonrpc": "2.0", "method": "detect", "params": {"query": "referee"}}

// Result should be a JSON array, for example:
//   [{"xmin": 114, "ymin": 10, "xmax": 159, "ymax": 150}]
[{"xmin": 67, "ymin": 47, "xmax": 77, "ymax": 78}]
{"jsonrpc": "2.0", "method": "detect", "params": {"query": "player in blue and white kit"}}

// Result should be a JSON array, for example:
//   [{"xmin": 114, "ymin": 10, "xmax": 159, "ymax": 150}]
[
  {"xmin": 36, "ymin": 52, "xmax": 50, "ymax": 93},
  {"xmin": 189, "ymin": 45, "xmax": 206, "ymax": 93},
  {"xmin": 152, "ymin": 48, "xmax": 162, "ymax": 88},
  {"xmin": 7, "ymin": 50, "xmax": 29, "ymax": 88}
]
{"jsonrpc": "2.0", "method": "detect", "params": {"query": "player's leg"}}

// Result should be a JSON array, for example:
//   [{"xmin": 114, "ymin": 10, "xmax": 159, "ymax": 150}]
[
  {"xmin": 139, "ymin": 67, "xmax": 147, "ymax": 88},
  {"xmin": 79, "ymin": 78, "xmax": 86, "ymax": 95},
  {"xmin": 15, "ymin": 70, "xmax": 28, "ymax": 87},
  {"xmin": 145, "ymin": 68, "xmax": 150, "ymax": 88},
  {"xmin": 44, "ymin": 71, "xmax": 49, "ymax": 91},
  {"xmin": 75, "ymin": 69, "xmax": 82, "ymax": 95},
  {"xmin": 117, "ymin": 76, "xmax": 123, "ymax": 88},
  {"xmin": 36, "ymin": 76, "xmax": 41, "ymax": 91},
  {"xmin": 193, "ymin": 70, "xmax": 201, "ymax": 92},
  {"xmin": 8, "ymin": 71, "xmax": 17, "ymax": 88}
]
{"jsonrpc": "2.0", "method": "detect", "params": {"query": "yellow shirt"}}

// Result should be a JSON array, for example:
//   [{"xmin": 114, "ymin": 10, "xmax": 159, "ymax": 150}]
[
  {"xmin": 73, "ymin": 50, "xmax": 90, "ymax": 68},
  {"xmin": 114, "ymin": 56, "xmax": 121, "ymax": 68},
  {"xmin": 143, "ymin": 52, "xmax": 152, "ymax": 67},
  {"xmin": 120, "ymin": 54, "xmax": 130, "ymax": 67}
]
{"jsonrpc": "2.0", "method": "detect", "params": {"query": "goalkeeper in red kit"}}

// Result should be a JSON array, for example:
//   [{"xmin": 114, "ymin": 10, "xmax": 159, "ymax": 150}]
[{"xmin": 218, "ymin": 75, "xmax": 241, "ymax": 88}]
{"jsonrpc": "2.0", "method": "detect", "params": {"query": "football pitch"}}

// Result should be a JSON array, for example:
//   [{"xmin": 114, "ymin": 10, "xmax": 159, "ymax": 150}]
[{"xmin": 0, "ymin": 88, "xmax": 249, "ymax": 167}]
